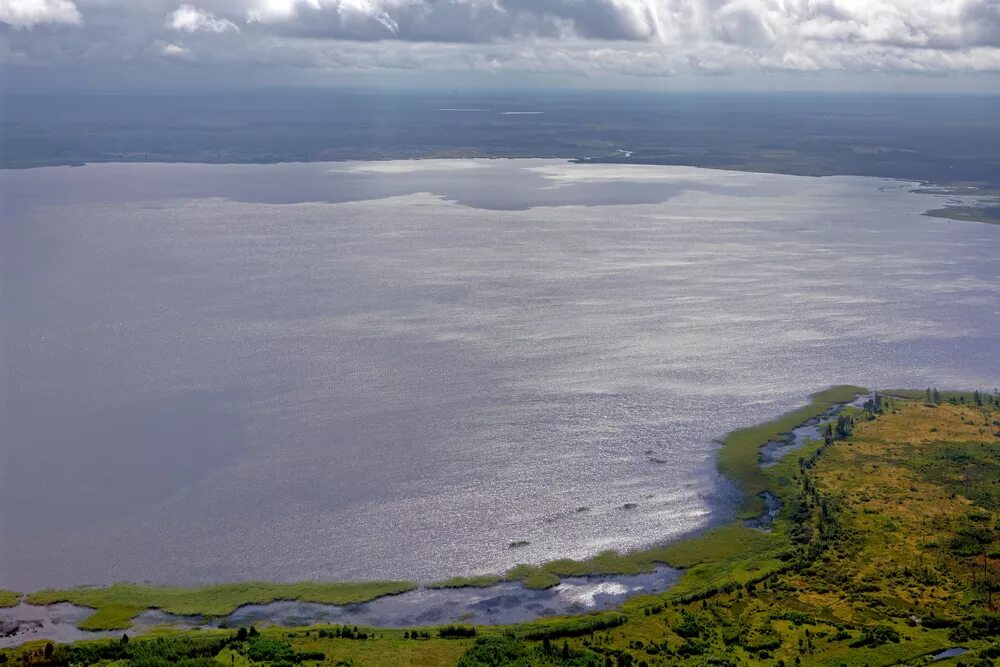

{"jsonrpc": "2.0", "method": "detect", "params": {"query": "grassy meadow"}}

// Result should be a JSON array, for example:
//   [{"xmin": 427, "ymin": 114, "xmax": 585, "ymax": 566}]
[{"xmin": 6, "ymin": 388, "xmax": 1000, "ymax": 666}]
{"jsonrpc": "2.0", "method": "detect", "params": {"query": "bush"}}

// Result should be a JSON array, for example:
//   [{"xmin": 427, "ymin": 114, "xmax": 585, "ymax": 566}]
[
  {"xmin": 677, "ymin": 638, "xmax": 710, "ymax": 656},
  {"xmin": 456, "ymin": 636, "xmax": 531, "ymax": 667},
  {"xmin": 518, "ymin": 613, "xmax": 626, "ymax": 640},
  {"xmin": 674, "ymin": 612, "xmax": 709, "ymax": 639},
  {"xmin": 850, "ymin": 625, "xmax": 900, "ymax": 648},
  {"xmin": 950, "ymin": 614, "xmax": 1000, "ymax": 642},
  {"xmin": 245, "ymin": 638, "xmax": 295, "ymax": 663},
  {"xmin": 950, "ymin": 525, "xmax": 993, "ymax": 556},
  {"xmin": 439, "ymin": 625, "xmax": 477, "ymax": 639}
]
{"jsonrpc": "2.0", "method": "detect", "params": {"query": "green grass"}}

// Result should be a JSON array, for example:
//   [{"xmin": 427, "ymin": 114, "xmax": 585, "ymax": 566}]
[
  {"xmin": 25, "ymin": 580, "xmax": 417, "ymax": 630},
  {"xmin": 885, "ymin": 388, "xmax": 997, "ymax": 404},
  {"xmin": 77, "ymin": 605, "xmax": 147, "ymax": 631},
  {"xmin": 924, "ymin": 205, "xmax": 1000, "ymax": 225},
  {"xmin": 513, "ymin": 612, "xmax": 627, "ymax": 640},
  {"xmin": 504, "ymin": 528, "xmax": 783, "ymax": 595},
  {"xmin": 0, "ymin": 590, "xmax": 21, "ymax": 607},
  {"xmin": 717, "ymin": 385, "xmax": 866, "ymax": 515},
  {"xmin": 427, "ymin": 576, "xmax": 503, "ymax": 589},
  {"xmin": 505, "ymin": 566, "xmax": 561, "ymax": 590}
]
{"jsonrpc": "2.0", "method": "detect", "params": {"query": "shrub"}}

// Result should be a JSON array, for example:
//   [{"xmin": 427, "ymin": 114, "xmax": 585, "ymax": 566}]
[
  {"xmin": 439, "ymin": 625, "xmax": 477, "ymax": 639},
  {"xmin": 850, "ymin": 625, "xmax": 900, "ymax": 648},
  {"xmin": 456, "ymin": 636, "xmax": 530, "ymax": 667},
  {"xmin": 951, "ymin": 614, "xmax": 1000, "ymax": 642}
]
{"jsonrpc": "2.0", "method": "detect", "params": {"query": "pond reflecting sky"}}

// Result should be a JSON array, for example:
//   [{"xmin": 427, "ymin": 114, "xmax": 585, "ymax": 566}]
[{"xmin": 1, "ymin": 160, "xmax": 997, "ymax": 590}]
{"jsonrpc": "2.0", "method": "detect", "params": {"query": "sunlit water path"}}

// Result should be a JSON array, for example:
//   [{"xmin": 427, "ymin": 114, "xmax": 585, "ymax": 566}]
[{"xmin": 2, "ymin": 160, "xmax": 998, "ymax": 594}]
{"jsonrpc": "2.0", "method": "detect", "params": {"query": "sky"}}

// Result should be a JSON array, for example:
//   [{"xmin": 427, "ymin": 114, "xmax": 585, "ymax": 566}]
[{"xmin": 2, "ymin": 0, "xmax": 1000, "ymax": 92}]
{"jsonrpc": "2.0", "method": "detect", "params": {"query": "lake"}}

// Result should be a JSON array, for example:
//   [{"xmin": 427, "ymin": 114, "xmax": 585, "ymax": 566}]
[{"xmin": 1, "ymin": 159, "xmax": 997, "ymax": 591}]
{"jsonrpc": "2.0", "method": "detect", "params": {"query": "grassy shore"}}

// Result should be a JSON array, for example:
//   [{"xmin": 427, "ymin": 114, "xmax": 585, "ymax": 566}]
[
  {"xmin": 885, "ymin": 387, "xmax": 996, "ymax": 403},
  {"xmin": 497, "ymin": 386, "xmax": 866, "ymax": 592},
  {"xmin": 717, "ymin": 385, "xmax": 866, "ymax": 515},
  {"xmin": 23, "ymin": 581, "xmax": 417, "ymax": 631},
  {"xmin": 924, "ymin": 206, "xmax": 1000, "ymax": 225},
  {"xmin": 910, "ymin": 183, "xmax": 1000, "ymax": 226},
  {"xmin": 0, "ymin": 590, "xmax": 21, "ymax": 607},
  {"xmin": 9, "ymin": 388, "xmax": 1000, "ymax": 666},
  {"xmin": 11, "ymin": 386, "xmax": 866, "ymax": 628},
  {"xmin": 426, "ymin": 576, "xmax": 504, "ymax": 590}
]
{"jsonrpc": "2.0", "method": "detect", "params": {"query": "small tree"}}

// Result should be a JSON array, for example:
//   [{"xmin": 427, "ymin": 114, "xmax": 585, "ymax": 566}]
[{"xmin": 835, "ymin": 414, "xmax": 853, "ymax": 440}]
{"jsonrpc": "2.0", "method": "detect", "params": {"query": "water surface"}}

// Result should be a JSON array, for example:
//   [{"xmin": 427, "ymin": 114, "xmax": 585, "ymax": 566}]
[{"xmin": 1, "ymin": 159, "xmax": 998, "ymax": 590}]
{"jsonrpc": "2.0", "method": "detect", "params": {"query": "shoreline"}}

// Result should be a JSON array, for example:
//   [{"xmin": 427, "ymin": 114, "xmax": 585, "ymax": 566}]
[
  {"xmin": 0, "ymin": 385, "xmax": 869, "ymax": 646},
  {"xmin": 7, "ymin": 392, "xmax": 996, "ymax": 664},
  {"xmin": 5, "ymin": 158, "xmax": 999, "ymax": 228}
]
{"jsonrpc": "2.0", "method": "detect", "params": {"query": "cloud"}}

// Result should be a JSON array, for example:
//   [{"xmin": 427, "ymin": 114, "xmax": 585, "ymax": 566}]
[
  {"xmin": 961, "ymin": 0, "xmax": 1000, "ymax": 47},
  {"xmin": 161, "ymin": 41, "xmax": 191, "ymax": 55},
  {"xmin": 232, "ymin": 0, "xmax": 1000, "ymax": 50},
  {"xmin": 168, "ymin": 4, "xmax": 240, "ymax": 33},
  {"xmin": 238, "ymin": 0, "xmax": 667, "ymax": 42},
  {"xmin": 3, "ymin": 0, "xmax": 1000, "ymax": 84},
  {"xmin": 0, "ymin": 0, "xmax": 82, "ymax": 27}
]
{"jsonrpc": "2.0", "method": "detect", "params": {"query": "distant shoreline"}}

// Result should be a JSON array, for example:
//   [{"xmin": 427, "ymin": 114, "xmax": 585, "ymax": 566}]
[{"xmin": 5, "ymin": 156, "xmax": 997, "ymax": 226}]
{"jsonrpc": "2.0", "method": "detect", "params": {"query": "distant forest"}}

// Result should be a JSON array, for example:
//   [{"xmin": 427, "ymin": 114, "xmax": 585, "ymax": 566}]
[{"xmin": 4, "ymin": 91, "xmax": 999, "ymax": 191}]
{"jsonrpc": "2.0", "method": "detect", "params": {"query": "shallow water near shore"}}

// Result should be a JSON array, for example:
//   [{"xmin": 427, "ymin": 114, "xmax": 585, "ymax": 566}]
[
  {"xmin": 0, "ymin": 568, "xmax": 680, "ymax": 647},
  {"xmin": 2, "ymin": 160, "xmax": 999, "ymax": 593},
  {"xmin": 0, "ymin": 393, "xmax": 867, "ymax": 646},
  {"xmin": 226, "ymin": 567, "xmax": 679, "ymax": 628},
  {"xmin": 0, "ymin": 394, "xmax": 864, "ymax": 647}
]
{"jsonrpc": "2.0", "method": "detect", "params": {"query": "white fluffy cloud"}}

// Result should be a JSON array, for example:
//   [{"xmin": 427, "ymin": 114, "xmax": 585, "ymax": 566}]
[
  {"xmin": 230, "ymin": 0, "xmax": 1000, "ymax": 50},
  {"xmin": 161, "ymin": 41, "xmax": 191, "ymax": 55},
  {"xmin": 0, "ymin": 0, "xmax": 81, "ymax": 27},
  {"xmin": 168, "ymin": 4, "xmax": 239, "ymax": 33},
  {"xmin": 3, "ymin": 0, "xmax": 1000, "ymax": 82}
]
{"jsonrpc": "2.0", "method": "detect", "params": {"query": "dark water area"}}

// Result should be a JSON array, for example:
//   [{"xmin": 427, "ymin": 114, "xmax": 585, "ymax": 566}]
[{"xmin": 2, "ymin": 160, "xmax": 999, "ymax": 594}]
